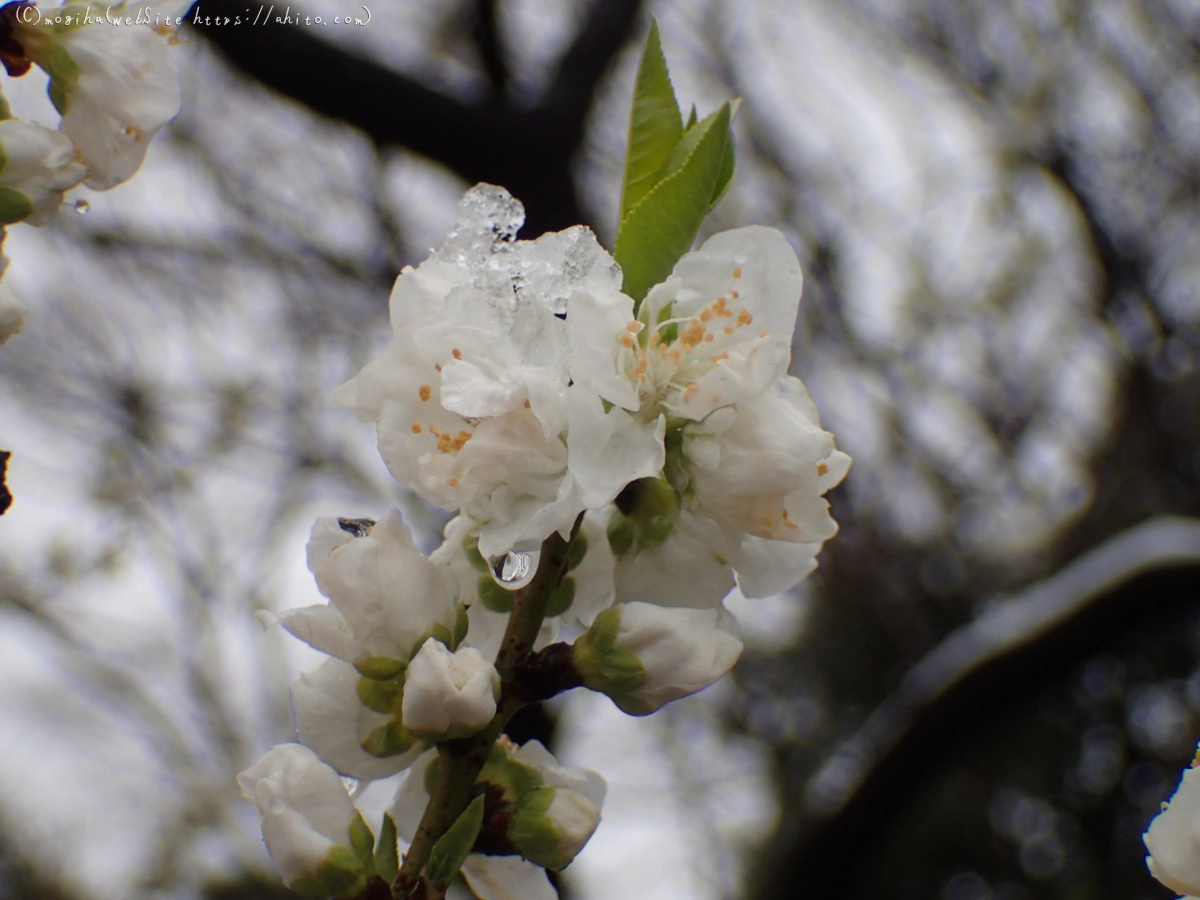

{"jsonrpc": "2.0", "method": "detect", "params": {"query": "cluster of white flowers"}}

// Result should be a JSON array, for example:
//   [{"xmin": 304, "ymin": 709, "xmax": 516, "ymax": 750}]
[
  {"xmin": 241, "ymin": 184, "xmax": 850, "ymax": 898},
  {"xmin": 0, "ymin": 0, "xmax": 185, "ymax": 343}
]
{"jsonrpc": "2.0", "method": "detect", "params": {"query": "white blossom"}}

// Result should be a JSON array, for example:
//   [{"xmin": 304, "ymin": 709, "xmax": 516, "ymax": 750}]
[
  {"xmin": 0, "ymin": 282, "xmax": 24, "ymax": 346},
  {"xmin": 460, "ymin": 855, "xmax": 557, "ymax": 900},
  {"xmin": 292, "ymin": 658, "xmax": 424, "ymax": 780},
  {"xmin": 15, "ymin": 6, "xmax": 182, "ymax": 189},
  {"xmin": 570, "ymin": 226, "xmax": 850, "ymax": 602},
  {"xmin": 1145, "ymin": 753, "xmax": 1200, "ymax": 897},
  {"xmin": 335, "ymin": 185, "xmax": 662, "ymax": 560},
  {"xmin": 237, "ymin": 743, "xmax": 363, "ymax": 887},
  {"xmin": 401, "ymin": 638, "xmax": 499, "ymax": 740},
  {"xmin": 572, "ymin": 601, "xmax": 743, "ymax": 715},
  {"xmin": 0, "ymin": 119, "xmax": 86, "ymax": 225},
  {"xmin": 279, "ymin": 510, "xmax": 459, "ymax": 671}
]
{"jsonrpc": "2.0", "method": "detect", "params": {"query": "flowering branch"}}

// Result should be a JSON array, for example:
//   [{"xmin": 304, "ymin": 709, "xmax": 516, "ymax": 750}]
[
  {"xmin": 238, "ymin": 21, "xmax": 851, "ymax": 900},
  {"xmin": 393, "ymin": 518, "xmax": 583, "ymax": 898}
]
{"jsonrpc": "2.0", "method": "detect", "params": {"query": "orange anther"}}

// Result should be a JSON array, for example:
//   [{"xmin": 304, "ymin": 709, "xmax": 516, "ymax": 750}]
[
  {"xmin": 730, "ymin": 290, "xmax": 739, "ymax": 299},
  {"xmin": 448, "ymin": 478, "xmax": 458, "ymax": 486},
  {"xmin": 627, "ymin": 320, "xmax": 644, "ymax": 333},
  {"xmin": 435, "ymin": 363, "xmax": 442, "ymax": 372},
  {"xmin": 724, "ymin": 325, "xmax": 735, "ymax": 335},
  {"xmin": 452, "ymin": 348, "xmax": 462, "ymax": 360},
  {"xmin": 419, "ymin": 384, "xmax": 431, "ymax": 401},
  {"xmin": 737, "ymin": 309, "xmax": 753, "ymax": 326},
  {"xmin": 620, "ymin": 333, "xmax": 635, "ymax": 348},
  {"xmin": 412, "ymin": 423, "xmax": 423, "ymax": 434},
  {"xmin": 732, "ymin": 267, "xmax": 742, "ymax": 278},
  {"xmin": 817, "ymin": 463, "xmax": 829, "ymax": 476},
  {"xmin": 712, "ymin": 352, "xmax": 729, "ymax": 363},
  {"xmin": 524, "ymin": 399, "xmax": 531, "ymax": 409}
]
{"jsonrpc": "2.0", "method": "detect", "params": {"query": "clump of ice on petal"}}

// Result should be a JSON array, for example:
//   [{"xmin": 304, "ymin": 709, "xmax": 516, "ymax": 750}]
[
  {"xmin": 432, "ymin": 183, "xmax": 526, "ymax": 267},
  {"xmin": 509, "ymin": 226, "xmax": 624, "ymax": 316}
]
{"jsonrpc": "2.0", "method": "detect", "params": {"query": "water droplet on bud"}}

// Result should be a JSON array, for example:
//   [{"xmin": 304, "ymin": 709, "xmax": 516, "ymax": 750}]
[
  {"xmin": 488, "ymin": 549, "xmax": 540, "ymax": 589},
  {"xmin": 73, "ymin": 199, "xmax": 89, "ymax": 215}
]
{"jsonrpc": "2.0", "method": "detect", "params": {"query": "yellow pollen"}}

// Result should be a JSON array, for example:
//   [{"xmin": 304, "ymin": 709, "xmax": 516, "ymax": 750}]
[
  {"xmin": 681, "ymin": 320, "xmax": 706, "ymax": 348},
  {"xmin": 448, "ymin": 478, "xmax": 458, "ymax": 486},
  {"xmin": 419, "ymin": 384, "xmax": 431, "ymax": 401},
  {"xmin": 412, "ymin": 423, "xmax": 423, "ymax": 434},
  {"xmin": 737, "ymin": 309, "xmax": 753, "ymax": 326},
  {"xmin": 620, "ymin": 333, "xmax": 636, "ymax": 348},
  {"xmin": 817, "ymin": 463, "xmax": 829, "ymax": 476},
  {"xmin": 452, "ymin": 348, "xmax": 462, "ymax": 360},
  {"xmin": 732, "ymin": 267, "xmax": 742, "ymax": 278}
]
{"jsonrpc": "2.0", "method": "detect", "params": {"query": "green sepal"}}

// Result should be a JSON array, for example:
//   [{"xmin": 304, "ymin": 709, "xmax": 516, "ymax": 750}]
[
  {"xmin": 357, "ymin": 676, "xmax": 403, "ymax": 715},
  {"xmin": 354, "ymin": 655, "xmax": 407, "ymax": 681},
  {"xmin": 360, "ymin": 720, "xmax": 416, "ymax": 758},
  {"xmin": 610, "ymin": 476, "xmax": 680, "ymax": 553},
  {"xmin": 349, "ymin": 811, "xmax": 375, "ymax": 867},
  {"xmin": 619, "ymin": 17, "xmax": 683, "ymax": 224},
  {"xmin": 615, "ymin": 102, "xmax": 735, "ymax": 304},
  {"xmin": 685, "ymin": 103, "xmax": 698, "ymax": 130},
  {"xmin": 453, "ymin": 604, "xmax": 470, "ymax": 649},
  {"xmin": 478, "ymin": 743, "xmax": 544, "ymax": 803},
  {"xmin": 0, "ymin": 94, "xmax": 11, "ymax": 122},
  {"xmin": 463, "ymin": 535, "xmax": 489, "ymax": 572},
  {"xmin": 545, "ymin": 576, "xmax": 576, "ymax": 618},
  {"xmin": 572, "ymin": 607, "xmax": 649, "ymax": 700},
  {"xmin": 429, "ymin": 621, "xmax": 455, "ymax": 650},
  {"xmin": 508, "ymin": 786, "xmax": 572, "ymax": 871},
  {"xmin": 477, "ymin": 575, "xmax": 515, "ymax": 613},
  {"xmin": 291, "ymin": 844, "xmax": 370, "ymax": 900},
  {"xmin": 376, "ymin": 813, "xmax": 400, "ymax": 883},
  {"xmin": 44, "ymin": 44, "xmax": 80, "ymax": 115},
  {"xmin": 606, "ymin": 514, "xmax": 634, "ymax": 556},
  {"xmin": 425, "ymin": 795, "xmax": 485, "ymax": 887},
  {"xmin": 566, "ymin": 531, "xmax": 588, "ymax": 571},
  {"xmin": 0, "ymin": 187, "xmax": 32, "ymax": 226}
]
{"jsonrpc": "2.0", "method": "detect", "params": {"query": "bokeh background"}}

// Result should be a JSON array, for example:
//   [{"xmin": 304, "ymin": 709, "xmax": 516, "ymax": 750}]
[{"xmin": 1, "ymin": 1, "xmax": 1199, "ymax": 898}]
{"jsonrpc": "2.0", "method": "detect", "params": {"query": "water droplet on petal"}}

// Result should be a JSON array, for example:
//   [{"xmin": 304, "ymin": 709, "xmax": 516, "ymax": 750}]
[
  {"xmin": 73, "ymin": 199, "xmax": 89, "ymax": 215},
  {"xmin": 488, "ymin": 549, "xmax": 540, "ymax": 589}
]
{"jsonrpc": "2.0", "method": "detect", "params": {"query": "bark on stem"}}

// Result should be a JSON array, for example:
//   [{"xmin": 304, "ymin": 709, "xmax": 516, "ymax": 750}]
[{"xmin": 391, "ymin": 517, "xmax": 584, "ymax": 898}]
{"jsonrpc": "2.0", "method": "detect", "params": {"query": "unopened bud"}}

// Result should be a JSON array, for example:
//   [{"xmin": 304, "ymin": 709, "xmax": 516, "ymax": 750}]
[{"xmin": 572, "ymin": 601, "xmax": 742, "ymax": 715}]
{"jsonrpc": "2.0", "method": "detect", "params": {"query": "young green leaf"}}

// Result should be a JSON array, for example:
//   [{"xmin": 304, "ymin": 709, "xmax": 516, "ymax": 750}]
[
  {"xmin": 375, "ymin": 813, "xmax": 399, "ymax": 884},
  {"xmin": 708, "ymin": 98, "xmax": 741, "ymax": 211},
  {"xmin": 619, "ymin": 17, "xmax": 683, "ymax": 224},
  {"xmin": 425, "ymin": 795, "xmax": 485, "ymax": 887},
  {"xmin": 614, "ymin": 102, "xmax": 734, "ymax": 303}
]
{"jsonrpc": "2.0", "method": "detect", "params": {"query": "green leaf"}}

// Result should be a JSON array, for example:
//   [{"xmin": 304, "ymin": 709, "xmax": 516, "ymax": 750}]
[
  {"xmin": 708, "ymin": 98, "xmax": 741, "ymax": 211},
  {"xmin": 376, "ymin": 813, "xmax": 400, "ymax": 884},
  {"xmin": 619, "ymin": 17, "xmax": 683, "ymax": 224},
  {"xmin": 349, "ymin": 811, "xmax": 375, "ymax": 866},
  {"xmin": 425, "ymin": 795, "xmax": 485, "ymax": 887},
  {"xmin": 614, "ymin": 102, "xmax": 734, "ymax": 303}
]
